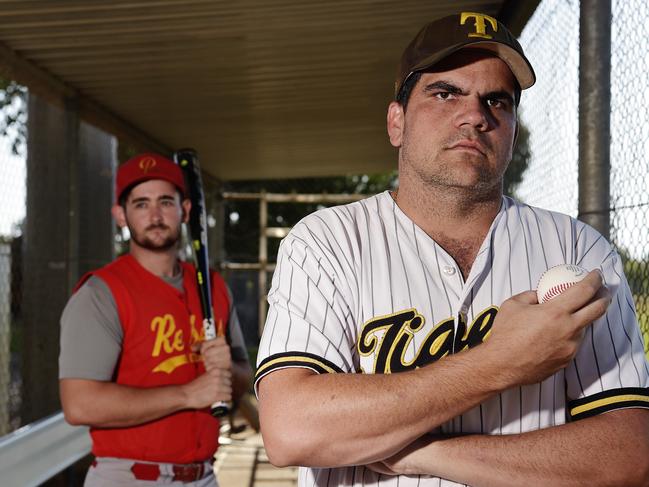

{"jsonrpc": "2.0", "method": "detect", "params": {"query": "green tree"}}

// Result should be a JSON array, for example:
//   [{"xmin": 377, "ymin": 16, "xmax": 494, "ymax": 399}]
[
  {"xmin": 0, "ymin": 78, "xmax": 27, "ymax": 155},
  {"xmin": 620, "ymin": 251, "xmax": 649, "ymax": 356}
]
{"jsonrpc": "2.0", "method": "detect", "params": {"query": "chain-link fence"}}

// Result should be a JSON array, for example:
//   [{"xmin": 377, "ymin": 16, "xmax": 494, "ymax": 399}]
[
  {"xmin": 610, "ymin": 0, "xmax": 649, "ymax": 350},
  {"xmin": 0, "ymin": 80, "xmax": 26, "ymax": 435},
  {"xmin": 519, "ymin": 0, "xmax": 649, "ymax": 352},
  {"xmin": 517, "ymin": 0, "xmax": 580, "ymax": 214}
]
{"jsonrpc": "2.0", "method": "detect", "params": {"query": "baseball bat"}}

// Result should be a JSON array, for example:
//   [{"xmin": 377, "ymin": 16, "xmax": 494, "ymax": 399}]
[{"xmin": 174, "ymin": 148, "xmax": 230, "ymax": 418}]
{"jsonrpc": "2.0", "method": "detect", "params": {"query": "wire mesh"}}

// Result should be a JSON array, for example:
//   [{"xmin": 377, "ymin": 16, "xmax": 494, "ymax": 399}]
[
  {"xmin": 519, "ymin": 0, "xmax": 649, "ymax": 354},
  {"xmin": 610, "ymin": 0, "xmax": 649, "ymax": 350},
  {"xmin": 517, "ymin": 0, "xmax": 580, "ymax": 215},
  {"xmin": 0, "ymin": 81, "xmax": 26, "ymax": 435}
]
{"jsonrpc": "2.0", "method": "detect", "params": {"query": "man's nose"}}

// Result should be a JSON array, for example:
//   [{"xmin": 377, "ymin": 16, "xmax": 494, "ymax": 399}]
[
  {"xmin": 455, "ymin": 97, "xmax": 490, "ymax": 131},
  {"xmin": 150, "ymin": 204, "xmax": 164, "ymax": 222}
]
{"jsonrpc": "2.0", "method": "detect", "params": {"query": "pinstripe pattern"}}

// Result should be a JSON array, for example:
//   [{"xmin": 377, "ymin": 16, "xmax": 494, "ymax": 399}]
[{"xmin": 256, "ymin": 191, "xmax": 649, "ymax": 487}]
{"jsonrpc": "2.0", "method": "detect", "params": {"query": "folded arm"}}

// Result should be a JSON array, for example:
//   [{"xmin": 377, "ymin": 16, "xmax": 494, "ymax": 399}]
[
  {"xmin": 258, "ymin": 272, "xmax": 609, "ymax": 468},
  {"xmin": 371, "ymin": 408, "xmax": 649, "ymax": 487},
  {"xmin": 259, "ymin": 346, "xmax": 512, "ymax": 467}
]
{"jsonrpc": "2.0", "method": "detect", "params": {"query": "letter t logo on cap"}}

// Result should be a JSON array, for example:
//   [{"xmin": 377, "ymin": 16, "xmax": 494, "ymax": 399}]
[{"xmin": 460, "ymin": 12, "xmax": 498, "ymax": 39}]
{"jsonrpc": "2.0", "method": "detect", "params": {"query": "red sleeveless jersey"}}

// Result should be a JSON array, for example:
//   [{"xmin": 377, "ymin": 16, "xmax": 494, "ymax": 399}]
[{"xmin": 79, "ymin": 254, "xmax": 230, "ymax": 463}]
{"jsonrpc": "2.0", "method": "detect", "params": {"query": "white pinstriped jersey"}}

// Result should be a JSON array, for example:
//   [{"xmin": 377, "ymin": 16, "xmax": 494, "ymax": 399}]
[{"xmin": 255, "ymin": 191, "xmax": 649, "ymax": 487}]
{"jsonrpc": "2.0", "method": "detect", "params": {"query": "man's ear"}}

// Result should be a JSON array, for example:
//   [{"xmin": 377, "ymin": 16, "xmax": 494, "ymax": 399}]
[
  {"xmin": 111, "ymin": 204, "xmax": 127, "ymax": 228},
  {"xmin": 387, "ymin": 101, "xmax": 405, "ymax": 148},
  {"xmin": 182, "ymin": 199, "xmax": 192, "ymax": 223}
]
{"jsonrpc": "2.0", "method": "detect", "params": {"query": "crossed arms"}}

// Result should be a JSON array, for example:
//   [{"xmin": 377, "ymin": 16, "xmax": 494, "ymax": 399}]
[{"xmin": 258, "ymin": 272, "xmax": 649, "ymax": 486}]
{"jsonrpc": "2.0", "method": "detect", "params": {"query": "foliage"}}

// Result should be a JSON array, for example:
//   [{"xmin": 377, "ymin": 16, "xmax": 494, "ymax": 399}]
[
  {"xmin": 619, "ymin": 250, "xmax": 649, "ymax": 356},
  {"xmin": 0, "ymin": 78, "xmax": 27, "ymax": 155}
]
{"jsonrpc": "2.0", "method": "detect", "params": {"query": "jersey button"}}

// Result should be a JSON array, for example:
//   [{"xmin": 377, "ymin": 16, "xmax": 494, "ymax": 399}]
[{"xmin": 442, "ymin": 266, "xmax": 456, "ymax": 276}]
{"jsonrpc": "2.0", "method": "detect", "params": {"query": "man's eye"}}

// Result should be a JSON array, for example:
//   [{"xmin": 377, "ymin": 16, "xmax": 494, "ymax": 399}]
[
  {"xmin": 487, "ymin": 98, "xmax": 504, "ymax": 108},
  {"xmin": 161, "ymin": 200, "xmax": 174, "ymax": 207},
  {"xmin": 435, "ymin": 92, "xmax": 454, "ymax": 100}
]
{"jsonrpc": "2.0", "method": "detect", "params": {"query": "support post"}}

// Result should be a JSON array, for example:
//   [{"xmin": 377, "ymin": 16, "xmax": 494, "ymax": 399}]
[{"xmin": 578, "ymin": 0, "xmax": 611, "ymax": 239}]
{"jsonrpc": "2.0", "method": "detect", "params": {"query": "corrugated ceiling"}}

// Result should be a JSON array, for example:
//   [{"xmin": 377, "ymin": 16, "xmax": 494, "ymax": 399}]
[{"xmin": 0, "ymin": 0, "xmax": 536, "ymax": 180}]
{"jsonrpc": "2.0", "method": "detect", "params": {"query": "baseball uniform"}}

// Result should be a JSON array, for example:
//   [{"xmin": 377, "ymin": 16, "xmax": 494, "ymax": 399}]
[
  {"xmin": 60, "ymin": 255, "xmax": 249, "ymax": 485},
  {"xmin": 255, "ymin": 191, "xmax": 649, "ymax": 487}
]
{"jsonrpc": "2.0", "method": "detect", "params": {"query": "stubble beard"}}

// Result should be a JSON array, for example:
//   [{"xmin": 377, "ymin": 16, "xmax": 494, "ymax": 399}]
[
  {"xmin": 401, "ymin": 129, "xmax": 507, "ymax": 200},
  {"xmin": 128, "ymin": 222, "xmax": 181, "ymax": 252}
]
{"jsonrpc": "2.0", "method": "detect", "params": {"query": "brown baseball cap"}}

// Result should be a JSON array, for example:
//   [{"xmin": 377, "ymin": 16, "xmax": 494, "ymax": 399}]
[{"xmin": 395, "ymin": 12, "xmax": 536, "ymax": 98}]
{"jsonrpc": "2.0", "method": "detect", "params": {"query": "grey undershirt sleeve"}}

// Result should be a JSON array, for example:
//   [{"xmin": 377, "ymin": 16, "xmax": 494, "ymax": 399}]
[
  {"xmin": 59, "ymin": 276, "xmax": 123, "ymax": 381},
  {"xmin": 227, "ymin": 301, "xmax": 249, "ymax": 364}
]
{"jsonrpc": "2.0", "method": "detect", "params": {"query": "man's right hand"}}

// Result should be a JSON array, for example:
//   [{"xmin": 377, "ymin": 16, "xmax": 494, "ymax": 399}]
[
  {"xmin": 485, "ymin": 269, "xmax": 610, "ymax": 386},
  {"xmin": 183, "ymin": 367, "xmax": 232, "ymax": 410}
]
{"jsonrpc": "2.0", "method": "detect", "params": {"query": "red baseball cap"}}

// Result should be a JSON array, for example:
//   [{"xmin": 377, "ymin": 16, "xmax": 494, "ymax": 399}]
[{"xmin": 116, "ymin": 153, "xmax": 186, "ymax": 202}]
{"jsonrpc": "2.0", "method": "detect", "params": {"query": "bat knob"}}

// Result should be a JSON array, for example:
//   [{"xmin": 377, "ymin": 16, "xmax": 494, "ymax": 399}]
[{"xmin": 211, "ymin": 402, "xmax": 231, "ymax": 418}]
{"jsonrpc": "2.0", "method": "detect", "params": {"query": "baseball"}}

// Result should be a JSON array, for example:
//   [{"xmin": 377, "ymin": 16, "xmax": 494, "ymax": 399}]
[{"xmin": 536, "ymin": 264, "xmax": 588, "ymax": 303}]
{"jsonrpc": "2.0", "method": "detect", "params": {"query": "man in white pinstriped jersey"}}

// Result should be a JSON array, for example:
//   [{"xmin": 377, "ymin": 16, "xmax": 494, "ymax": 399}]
[{"xmin": 255, "ymin": 12, "xmax": 649, "ymax": 487}]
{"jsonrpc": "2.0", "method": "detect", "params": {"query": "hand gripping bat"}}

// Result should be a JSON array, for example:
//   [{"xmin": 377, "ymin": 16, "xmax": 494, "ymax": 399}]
[{"xmin": 174, "ymin": 148, "xmax": 230, "ymax": 418}]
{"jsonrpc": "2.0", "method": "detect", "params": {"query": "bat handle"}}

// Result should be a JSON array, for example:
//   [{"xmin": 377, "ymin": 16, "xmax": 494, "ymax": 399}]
[
  {"xmin": 203, "ymin": 318, "xmax": 232, "ymax": 418},
  {"xmin": 211, "ymin": 402, "xmax": 230, "ymax": 417}
]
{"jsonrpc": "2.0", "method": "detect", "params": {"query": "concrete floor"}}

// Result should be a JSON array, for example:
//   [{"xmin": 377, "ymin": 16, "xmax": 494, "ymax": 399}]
[{"xmin": 215, "ymin": 418, "xmax": 298, "ymax": 487}]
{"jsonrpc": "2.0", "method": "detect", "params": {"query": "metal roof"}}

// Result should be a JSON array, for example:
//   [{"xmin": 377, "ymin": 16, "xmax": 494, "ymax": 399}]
[{"xmin": 0, "ymin": 0, "xmax": 537, "ymax": 180}]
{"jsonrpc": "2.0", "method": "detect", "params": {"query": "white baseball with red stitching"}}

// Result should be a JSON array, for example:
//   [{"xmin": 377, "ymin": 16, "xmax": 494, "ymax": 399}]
[{"xmin": 536, "ymin": 264, "xmax": 588, "ymax": 303}]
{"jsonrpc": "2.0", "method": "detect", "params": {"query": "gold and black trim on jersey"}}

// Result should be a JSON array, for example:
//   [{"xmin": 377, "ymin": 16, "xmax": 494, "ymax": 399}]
[
  {"xmin": 569, "ymin": 387, "xmax": 649, "ymax": 421},
  {"xmin": 254, "ymin": 351, "xmax": 344, "ymax": 387}
]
